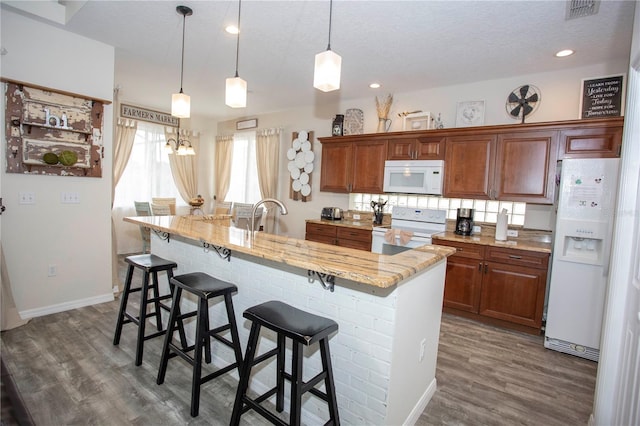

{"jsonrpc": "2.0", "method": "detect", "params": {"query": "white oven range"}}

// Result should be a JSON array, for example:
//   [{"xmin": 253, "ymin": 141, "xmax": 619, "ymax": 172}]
[{"xmin": 371, "ymin": 206, "xmax": 447, "ymax": 255}]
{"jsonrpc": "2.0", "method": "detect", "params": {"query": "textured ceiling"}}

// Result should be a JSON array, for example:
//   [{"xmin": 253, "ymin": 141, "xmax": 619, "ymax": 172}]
[{"xmin": 3, "ymin": 0, "xmax": 635, "ymax": 120}]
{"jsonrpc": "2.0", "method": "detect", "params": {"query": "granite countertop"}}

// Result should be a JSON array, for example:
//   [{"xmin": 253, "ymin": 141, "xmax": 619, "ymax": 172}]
[
  {"xmin": 432, "ymin": 230, "xmax": 552, "ymax": 254},
  {"xmin": 126, "ymin": 215, "xmax": 455, "ymax": 288}
]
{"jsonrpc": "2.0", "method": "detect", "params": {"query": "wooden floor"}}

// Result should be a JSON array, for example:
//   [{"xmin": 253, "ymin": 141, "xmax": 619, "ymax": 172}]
[{"xmin": 0, "ymin": 259, "xmax": 597, "ymax": 425}]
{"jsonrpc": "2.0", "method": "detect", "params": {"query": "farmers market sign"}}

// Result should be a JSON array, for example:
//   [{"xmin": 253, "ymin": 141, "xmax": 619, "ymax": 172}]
[{"xmin": 120, "ymin": 104, "xmax": 179, "ymax": 126}]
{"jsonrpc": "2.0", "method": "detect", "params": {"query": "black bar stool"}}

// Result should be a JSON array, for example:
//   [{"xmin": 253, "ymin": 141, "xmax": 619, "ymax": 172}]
[
  {"xmin": 230, "ymin": 300, "xmax": 340, "ymax": 426},
  {"xmin": 113, "ymin": 254, "xmax": 187, "ymax": 366},
  {"xmin": 156, "ymin": 272, "xmax": 243, "ymax": 418}
]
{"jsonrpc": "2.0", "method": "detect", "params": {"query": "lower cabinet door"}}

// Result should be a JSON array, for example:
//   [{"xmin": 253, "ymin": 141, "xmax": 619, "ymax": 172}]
[
  {"xmin": 443, "ymin": 256, "xmax": 483, "ymax": 313},
  {"xmin": 479, "ymin": 261, "xmax": 546, "ymax": 328}
]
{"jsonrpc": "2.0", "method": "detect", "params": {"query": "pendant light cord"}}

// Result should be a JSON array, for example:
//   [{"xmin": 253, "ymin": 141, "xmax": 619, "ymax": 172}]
[
  {"xmin": 327, "ymin": 0, "xmax": 333, "ymax": 51},
  {"xmin": 179, "ymin": 11, "xmax": 186, "ymax": 93},
  {"xmin": 234, "ymin": 0, "xmax": 242, "ymax": 78}
]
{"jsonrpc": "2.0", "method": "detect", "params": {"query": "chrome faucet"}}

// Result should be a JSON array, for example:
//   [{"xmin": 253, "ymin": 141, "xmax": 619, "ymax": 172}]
[{"xmin": 250, "ymin": 198, "xmax": 288, "ymax": 234}]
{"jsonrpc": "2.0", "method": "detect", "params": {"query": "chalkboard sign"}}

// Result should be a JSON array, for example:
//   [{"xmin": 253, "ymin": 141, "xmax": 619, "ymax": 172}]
[{"xmin": 580, "ymin": 75, "xmax": 624, "ymax": 119}]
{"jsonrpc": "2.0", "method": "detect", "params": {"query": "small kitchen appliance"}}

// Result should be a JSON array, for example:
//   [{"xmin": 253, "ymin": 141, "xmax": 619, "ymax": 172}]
[
  {"xmin": 455, "ymin": 208, "xmax": 474, "ymax": 236},
  {"xmin": 321, "ymin": 207, "xmax": 343, "ymax": 220},
  {"xmin": 371, "ymin": 199, "xmax": 387, "ymax": 225}
]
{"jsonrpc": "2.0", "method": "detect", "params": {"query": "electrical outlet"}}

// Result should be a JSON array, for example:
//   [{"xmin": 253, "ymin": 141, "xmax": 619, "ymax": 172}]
[
  {"xmin": 48, "ymin": 264, "xmax": 57, "ymax": 277},
  {"xmin": 61, "ymin": 192, "xmax": 80, "ymax": 204},
  {"xmin": 507, "ymin": 229, "xmax": 519, "ymax": 237},
  {"xmin": 19, "ymin": 192, "xmax": 35, "ymax": 204},
  {"xmin": 353, "ymin": 214, "xmax": 361, "ymax": 220},
  {"xmin": 472, "ymin": 225, "xmax": 481, "ymax": 234},
  {"xmin": 419, "ymin": 338, "xmax": 426, "ymax": 362}
]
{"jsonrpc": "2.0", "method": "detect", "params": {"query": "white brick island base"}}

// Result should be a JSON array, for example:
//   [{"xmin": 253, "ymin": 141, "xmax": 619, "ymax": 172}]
[{"xmin": 152, "ymin": 233, "xmax": 446, "ymax": 425}]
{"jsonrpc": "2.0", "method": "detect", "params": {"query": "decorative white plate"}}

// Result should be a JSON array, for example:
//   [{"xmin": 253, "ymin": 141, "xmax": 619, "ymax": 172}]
[
  {"xmin": 304, "ymin": 162, "xmax": 314, "ymax": 173},
  {"xmin": 299, "ymin": 172, "xmax": 309, "ymax": 184},
  {"xmin": 295, "ymin": 153, "xmax": 306, "ymax": 168},
  {"xmin": 304, "ymin": 151, "xmax": 315, "ymax": 163},
  {"xmin": 301, "ymin": 140, "xmax": 311, "ymax": 152},
  {"xmin": 301, "ymin": 184, "xmax": 311, "ymax": 196},
  {"xmin": 287, "ymin": 161, "xmax": 297, "ymax": 172},
  {"xmin": 298, "ymin": 130, "xmax": 308, "ymax": 141},
  {"xmin": 292, "ymin": 139, "xmax": 301, "ymax": 150},
  {"xmin": 290, "ymin": 168, "xmax": 300, "ymax": 179},
  {"xmin": 292, "ymin": 179, "xmax": 302, "ymax": 191},
  {"xmin": 287, "ymin": 148, "xmax": 296, "ymax": 160}
]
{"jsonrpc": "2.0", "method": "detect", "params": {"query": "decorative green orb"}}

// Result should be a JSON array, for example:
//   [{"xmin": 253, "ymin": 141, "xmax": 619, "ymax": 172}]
[
  {"xmin": 43, "ymin": 152, "xmax": 59, "ymax": 165},
  {"xmin": 59, "ymin": 150, "xmax": 78, "ymax": 166}
]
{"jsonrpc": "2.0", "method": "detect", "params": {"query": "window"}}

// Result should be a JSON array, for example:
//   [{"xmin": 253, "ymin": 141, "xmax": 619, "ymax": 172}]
[
  {"xmin": 114, "ymin": 121, "xmax": 184, "ymax": 209},
  {"xmin": 225, "ymin": 131, "xmax": 261, "ymax": 204}
]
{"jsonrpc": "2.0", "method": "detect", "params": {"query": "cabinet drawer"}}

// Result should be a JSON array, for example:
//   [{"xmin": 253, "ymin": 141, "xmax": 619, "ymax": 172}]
[
  {"xmin": 306, "ymin": 222, "xmax": 337, "ymax": 237},
  {"xmin": 338, "ymin": 238, "xmax": 371, "ymax": 251},
  {"xmin": 433, "ymin": 239, "xmax": 485, "ymax": 260},
  {"xmin": 486, "ymin": 247, "xmax": 549, "ymax": 269},
  {"xmin": 337, "ymin": 227, "xmax": 372, "ymax": 243}
]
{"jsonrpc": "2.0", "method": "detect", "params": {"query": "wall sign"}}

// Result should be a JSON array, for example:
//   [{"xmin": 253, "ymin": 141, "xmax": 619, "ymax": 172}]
[
  {"xmin": 3, "ymin": 79, "xmax": 109, "ymax": 178},
  {"xmin": 120, "ymin": 103, "xmax": 178, "ymax": 126},
  {"xmin": 236, "ymin": 118, "xmax": 258, "ymax": 130},
  {"xmin": 580, "ymin": 75, "xmax": 625, "ymax": 119}
]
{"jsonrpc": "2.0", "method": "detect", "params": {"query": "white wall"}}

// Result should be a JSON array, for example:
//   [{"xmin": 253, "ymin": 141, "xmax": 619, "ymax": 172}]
[
  {"xmin": 217, "ymin": 60, "xmax": 629, "ymax": 239},
  {"xmin": 1, "ymin": 10, "xmax": 115, "ymax": 317}
]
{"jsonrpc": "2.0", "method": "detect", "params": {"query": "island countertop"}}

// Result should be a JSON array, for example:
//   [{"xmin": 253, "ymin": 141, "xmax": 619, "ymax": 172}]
[{"xmin": 125, "ymin": 215, "xmax": 455, "ymax": 288}]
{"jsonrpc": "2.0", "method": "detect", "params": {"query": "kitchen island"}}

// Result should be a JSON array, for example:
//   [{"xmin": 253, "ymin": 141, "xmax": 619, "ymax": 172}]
[{"xmin": 124, "ymin": 215, "xmax": 454, "ymax": 425}]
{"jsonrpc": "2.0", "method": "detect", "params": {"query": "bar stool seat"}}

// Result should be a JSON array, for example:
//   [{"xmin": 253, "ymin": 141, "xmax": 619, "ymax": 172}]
[
  {"xmin": 157, "ymin": 272, "xmax": 243, "ymax": 418},
  {"xmin": 113, "ymin": 254, "xmax": 187, "ymax": 366},
  {"xmin": 230, "ymin": 300, "xmax": 340, "ymax": 426}
]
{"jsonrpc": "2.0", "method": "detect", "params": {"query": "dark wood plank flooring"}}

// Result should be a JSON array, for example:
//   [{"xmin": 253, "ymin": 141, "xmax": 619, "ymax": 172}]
[{"xmin": 0, "ymin": 258, "xmax": 597, "ymax": 425}]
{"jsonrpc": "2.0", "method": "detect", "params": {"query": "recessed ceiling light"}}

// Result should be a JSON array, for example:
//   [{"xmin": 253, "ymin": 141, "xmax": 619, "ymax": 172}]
[
  {"xmin": 226, "ymin": 25, "xmax": 239, "ymax": 35},
  {"xmin": 555, "ymin": 49, "xmax": 574, "ymax": 57},
  {"xmin": 369, "ymin": 83, "xmax": 381, "ymax": 89}
]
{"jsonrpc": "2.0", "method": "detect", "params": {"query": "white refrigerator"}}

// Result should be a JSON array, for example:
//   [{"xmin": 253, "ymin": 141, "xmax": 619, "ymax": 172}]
[{"xmin": 544, "ymin": 158, "xmax": 620, "ymax": 361}]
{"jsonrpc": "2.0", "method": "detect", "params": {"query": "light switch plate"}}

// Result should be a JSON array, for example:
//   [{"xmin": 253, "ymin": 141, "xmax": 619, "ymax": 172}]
[{"xmin": 472, "ymin": 225, "xmax": 481, "ymax": 234}]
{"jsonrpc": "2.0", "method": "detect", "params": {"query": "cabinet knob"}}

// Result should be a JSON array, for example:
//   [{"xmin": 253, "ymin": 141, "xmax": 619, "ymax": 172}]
[
  {"xmin": 484, "ymin": 263, "xmax": 488, "ymax": 274},
  {"xmin": 478, "ymin": 263, "xmax": 482, "ymax": 271}
]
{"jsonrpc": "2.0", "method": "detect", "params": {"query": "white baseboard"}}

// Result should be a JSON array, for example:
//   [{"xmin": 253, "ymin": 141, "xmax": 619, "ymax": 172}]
[
  {"xmin": 19, "ymin": 292, "xmax": 114, "ymax": 319},
  {"xmin": 403, "ymin": 378, "xmax": 437, "ymax": 426}
]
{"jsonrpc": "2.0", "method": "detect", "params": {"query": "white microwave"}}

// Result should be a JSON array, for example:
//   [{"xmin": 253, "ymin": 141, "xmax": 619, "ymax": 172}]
[{"xmin": 383, "ymin": 160, "xmax": 444, "ymax": 195}]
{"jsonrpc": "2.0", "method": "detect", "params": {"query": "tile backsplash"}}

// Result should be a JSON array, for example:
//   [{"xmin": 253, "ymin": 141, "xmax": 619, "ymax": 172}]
[{"xmin": 350, "ymin": 193, "xmax": 526, "ymax": 226}]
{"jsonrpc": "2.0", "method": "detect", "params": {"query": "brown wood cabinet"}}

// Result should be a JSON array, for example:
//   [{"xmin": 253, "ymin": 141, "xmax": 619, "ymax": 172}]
[
  {"xmin": 444, "ymin": 131, "xmax": 557, "ymax": 203},
  {"xmin": 387, "ymin": 135, "xmax": 445, "ymax": 160},
  {"xmin": 559, "ymin": 122, "xmax": 623, "ymax": 158},
  {"xmin": 319, "ymin": 138, "xmax": 387, "ymax": 193},
  {"xmin": 319, "ymin": 118, "xmax": 623, "ymax": 198},
  {"xmin": 436, "ymin": 238, "xmax": 549, "ymax": 334},
  {"xmin": 305, "ymin": 222, "xmax": 372, "ymax": 251}
]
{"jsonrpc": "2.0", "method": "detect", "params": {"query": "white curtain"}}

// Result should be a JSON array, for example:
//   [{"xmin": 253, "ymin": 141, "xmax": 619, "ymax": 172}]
[
  {"xmin": 111, "ymin": 115, "xmax": 138, "ymax": 292},
  {"xmin": 256, "ymin": 128, "xmax": 282, "ymax": 233},
  {"xmin": 215, "ymin": 135, "xmax": 234, "ymax": 203},
  {"xmin": 165, "ymin": 126, "xmax": 199, "ymax": 204}
]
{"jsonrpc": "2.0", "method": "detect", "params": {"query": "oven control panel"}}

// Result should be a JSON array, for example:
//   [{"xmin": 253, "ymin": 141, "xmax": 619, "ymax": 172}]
[{"xmin": 391, "ymin": 206, "xmax": 447, "ymax": 224}]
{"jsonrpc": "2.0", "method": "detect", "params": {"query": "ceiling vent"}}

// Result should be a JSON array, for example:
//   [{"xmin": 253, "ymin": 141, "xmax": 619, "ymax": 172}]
[{"xmin": 566, "ymin": 0, "xmax": 600, "ymax": 20}]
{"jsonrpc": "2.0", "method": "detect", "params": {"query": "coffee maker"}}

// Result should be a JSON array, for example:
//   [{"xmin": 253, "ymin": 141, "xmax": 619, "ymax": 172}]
[{"xmin": 455, "ymin": 208, "xmax": 474, "ymax": 236}]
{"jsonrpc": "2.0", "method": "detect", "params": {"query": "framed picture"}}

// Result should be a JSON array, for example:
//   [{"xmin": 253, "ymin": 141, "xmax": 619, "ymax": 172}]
[
  {"xmin": 579, "ymin": 74, "xmax": 625, "ymax": 119},
  {"xmin": 236, "ymin": 118, "xmax": 258, "ymax": 130},
  {"xmin": 456, "ymin": 101, "xmax": 485, "ymax": 127},
  {"xmin": 402, "ymin": 112, "xmax": 432, "ymax": 131}
]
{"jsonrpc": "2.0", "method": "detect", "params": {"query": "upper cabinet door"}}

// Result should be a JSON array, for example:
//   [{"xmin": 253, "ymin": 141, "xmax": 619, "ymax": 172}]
[
  {"xmin": 559, "ymin": 125, "xmax": 623, "ymax": 158},
  {"xmin": 320, "ymin": 141, "xmax": 352, "ymax": 193},
  {"xmin": 387, "ymin": 136, "xmax": 445, "ymax": 160},
  {"xmin": 351, "ymin": 140, "xmax": 387, "ymax": 193},
  {"xmin": 494, "ymin": 131, "xmax": 558, "ymax": 203},
  {"xmin": 444, "ymin": 135, "xmax": 496, "ymax": 199}
]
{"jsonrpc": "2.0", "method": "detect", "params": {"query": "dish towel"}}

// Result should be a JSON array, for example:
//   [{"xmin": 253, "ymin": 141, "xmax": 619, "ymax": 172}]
[{"xmin": 383, "ymin": 229, "xmax": 414, "ymax": 245}]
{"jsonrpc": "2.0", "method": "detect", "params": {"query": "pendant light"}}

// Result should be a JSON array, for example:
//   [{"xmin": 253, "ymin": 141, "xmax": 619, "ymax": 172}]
[
  {"xmin": 171, "ymin": 5, "xmax": 192, "ymax": 118},
  {"xmin": 226, "ymin": 0, "xmax": 247, "ymax": 108},
  {"xmin": 313, "ymin": 0, "xmax": 341, "ymax": 92},
  {"xmin": 164, "ymin": 119, "xmax": 195, "ymax": 156}
]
